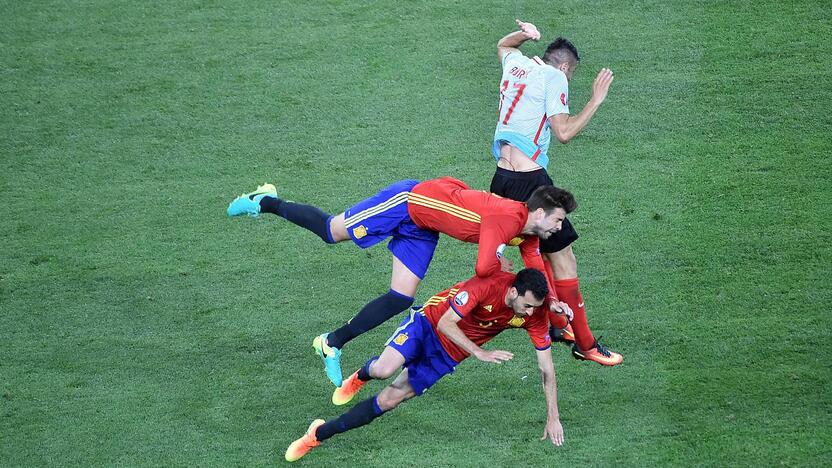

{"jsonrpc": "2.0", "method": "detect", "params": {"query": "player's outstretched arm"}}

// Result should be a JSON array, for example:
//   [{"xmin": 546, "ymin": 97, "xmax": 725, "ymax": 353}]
[
  {"xmin": 437, "ymin": 310, "xmax": 513, "ymax": 363},
  {"xmin": 535, "ymin": 348, "xmax": 564, "ymax": 446},
  {"xmin": 497, "ymin": 19, "xmax": 541, "ymax": 62},
  {"xmin": 550, "ymin": 68, "xmax": 614, "ymax": 144}
]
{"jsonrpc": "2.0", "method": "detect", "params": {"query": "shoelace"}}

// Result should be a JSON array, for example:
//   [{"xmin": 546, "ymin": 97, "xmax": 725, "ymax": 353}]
[
  {"xmin": 345, "ymin": 376, "xmax": 363, "ymax": 393},
  {"xmin": 594, "ymin": 336, "xmax": 612, "ymax": 357}
]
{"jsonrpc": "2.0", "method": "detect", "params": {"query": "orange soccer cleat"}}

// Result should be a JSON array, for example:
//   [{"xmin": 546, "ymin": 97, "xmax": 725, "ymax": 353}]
[
  {"xmin": 332, "ymin": 371, "xmax": 367, "ymax": 406},
  {"xmin": 572, "ymin": 338, "xmax": 623, "ymax": 366},
  {"xmin": 550, "ymin": 323, "xmax": 575, "ymax": 344},
  {"xmin": 285, "ymin": 419, "xmax": 325, "ymax": 462}
]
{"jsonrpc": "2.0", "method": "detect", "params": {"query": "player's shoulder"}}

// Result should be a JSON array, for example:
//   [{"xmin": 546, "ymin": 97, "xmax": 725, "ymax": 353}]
[
  {"xmin": 542, "ymin": 65, "xmax": 569, "ymax": 85},
  {"xmin": 502, "ymin": 50, "xmax": 531, "ymax": 68},
  {"xmin": 463, "ymin": 271, "xmax": 513, "ymax": 295},
  {"xmin": 485, "ymin": 198, "xmax": 527, "ymax": 221},
  {"xmin": 488, "ymin": 192, "xmax": 526, "ymax": 210}
]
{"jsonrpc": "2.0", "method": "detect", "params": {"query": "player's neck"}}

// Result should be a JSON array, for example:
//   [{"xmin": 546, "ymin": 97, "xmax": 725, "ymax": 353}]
[{"xmin": 521, "ymin": 212, "xmax": 536, "ymax": 235}]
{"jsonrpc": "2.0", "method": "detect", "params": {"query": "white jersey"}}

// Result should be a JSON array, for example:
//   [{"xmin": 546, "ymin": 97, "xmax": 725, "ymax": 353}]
[{"xmin": 492, "ymin": 52, "xmax": 570, "ymax": 169}]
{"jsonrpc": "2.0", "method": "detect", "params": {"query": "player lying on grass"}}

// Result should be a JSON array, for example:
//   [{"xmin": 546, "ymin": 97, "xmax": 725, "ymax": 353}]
[
  {"xmin": 227, "ymin": 177, "xmax": 574, "ymax": 387},
  {"xmin": 491, "ymin": 19, "xmax": 622, "ymax": 365},
  {"xmin": 285, "ymin": 268, "xmax": 569, "ymax": 462}
]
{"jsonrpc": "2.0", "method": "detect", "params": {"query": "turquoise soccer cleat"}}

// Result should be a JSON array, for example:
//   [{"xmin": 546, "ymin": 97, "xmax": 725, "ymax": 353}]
[
  {"xmin": 312, "ymin": 333, "xmax": 343, "ymax": 387},
  {"xmin": 226, "ymin": 183, "xmax": 278, "ymax": 217}
]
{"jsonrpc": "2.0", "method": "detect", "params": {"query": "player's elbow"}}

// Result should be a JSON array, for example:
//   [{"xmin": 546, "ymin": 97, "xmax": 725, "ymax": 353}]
[
  {"xmin": 554, "ymin": 129, "xmax": 571, "ymax": 144},
  {"xmin": 475, "ymin": 265, "xmax": 495, "ymax": 278},
  {"xmin": 496, "ymin": 46, "xmax": 509, "ymax": 61}
]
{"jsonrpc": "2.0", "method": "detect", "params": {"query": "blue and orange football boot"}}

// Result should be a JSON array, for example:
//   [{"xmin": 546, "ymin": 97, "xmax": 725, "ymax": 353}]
[
  {"xmin": 285, "ymin": 419, "xmax": 325, "ymax": 462},
  {"xmin": 332, "ymin": 371, "xmax": 367, "ymax": 406},
  {"xmin": 313, "ymin": 333, "xmax": 343, "ymax": 387},
  {"xmin": 226, "ymin": 183, "xmax": 277, "ymax": 217}
]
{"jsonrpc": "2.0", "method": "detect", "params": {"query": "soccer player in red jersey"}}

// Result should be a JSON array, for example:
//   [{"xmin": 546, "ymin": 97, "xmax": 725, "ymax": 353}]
[
  {"xmin": 285, "ymin": 268, "xmax": 568, "ymax": 462},
  {"xmin": 227, "ymin": 177, "xmax": 574, "ymax": 386}
]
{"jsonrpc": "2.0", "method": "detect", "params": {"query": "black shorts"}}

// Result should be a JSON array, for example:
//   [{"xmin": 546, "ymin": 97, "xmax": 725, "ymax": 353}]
[{"xmin": 490, "ymin": 166, "xmax": 579, "ymax": 253}]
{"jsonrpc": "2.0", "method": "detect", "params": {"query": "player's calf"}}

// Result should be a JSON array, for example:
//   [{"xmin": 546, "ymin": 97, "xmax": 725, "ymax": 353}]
[{"xmin": 259, "ymin": 197, "xmax": 338, "ymax": 244}]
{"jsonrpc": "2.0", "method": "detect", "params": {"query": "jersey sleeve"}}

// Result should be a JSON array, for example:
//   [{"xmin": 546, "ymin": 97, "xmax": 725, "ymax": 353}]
[
  {"xmin": 475, "ymin": 215, "xmax": 522, "ymax": 278},
  {"xmin": 501, "ymin": 50, "xmax": 523, "ymax": 69},
  {"xmin": 448, "ymin": 276, "xmax": 494, "ymax": 318},
  {"xmin": 525, "ymin": 309, "xmax": 552, "ymax": 351},
  {"xmin": 544, "ymin": 69, "xmax": 570, "ymax": 116},
  {"xmin": 518, "ymin": 236, "xmax": 559, "ymax": 301}
]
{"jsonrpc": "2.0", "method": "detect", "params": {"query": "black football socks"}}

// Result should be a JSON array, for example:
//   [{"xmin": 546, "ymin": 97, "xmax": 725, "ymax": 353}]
[
  {"xmin": 259, "ymin": 198, "xmax": 335, "ymax": 244},
  {"xmin": 315, "ymin": 396, "xmax": 386, "ymax": 442},
  {"xmin": 328, "ymin": 290, "xmax": 414, "ymax": 349}
]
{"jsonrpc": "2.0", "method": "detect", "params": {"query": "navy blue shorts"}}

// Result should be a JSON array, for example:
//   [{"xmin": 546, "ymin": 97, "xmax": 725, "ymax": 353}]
[
  {"xmin": 343, "ymin": 180, "xmax": 439, "ymax": 279},
  {"xmin": 385, "ymin": 309, "xmax": 458, "ymax": 396}
]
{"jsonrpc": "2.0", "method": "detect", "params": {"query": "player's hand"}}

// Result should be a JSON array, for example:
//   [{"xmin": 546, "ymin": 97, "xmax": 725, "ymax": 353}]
[
  {"xmin": 542, "ymin": 418, "xmax": 564, "ymax": 446},
  {"xmin": 590, "ymin": 68, "xmax": 614, "ymax": 104},
  {"xmin": 515, "ymin": 19, "xmax": 541, "ymax": 41},
  {"xmin": 475, "ymin": 349, "xmax": 514, "ymax": 363},
  {"xmin": 549, "ymin": 301, "xmax": 574, "ymax": 322},
  {"xmin": 499, "ymin": 256, "xmax": 514, "ymax": 272}
]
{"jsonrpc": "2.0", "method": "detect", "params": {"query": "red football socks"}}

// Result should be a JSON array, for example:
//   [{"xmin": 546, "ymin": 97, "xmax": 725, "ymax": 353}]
[{"xmin": 554, "ymin": 277, "xmax": 595, "ymax": 351}]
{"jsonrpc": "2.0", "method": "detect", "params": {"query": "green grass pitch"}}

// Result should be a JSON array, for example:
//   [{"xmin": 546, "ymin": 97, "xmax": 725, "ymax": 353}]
[{"xmin": 1, "ymin": 0, "xmax": 830, "ymax": 465}]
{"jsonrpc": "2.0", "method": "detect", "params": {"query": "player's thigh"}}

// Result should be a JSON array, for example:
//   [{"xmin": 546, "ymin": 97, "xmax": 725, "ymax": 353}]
[
  {"xmin": 390, "ymin": 255, "xmax": 421, "ymax": 297},
  {"xmin": 545, "ymin": 245, "xmax": 578, "ymax": 279},
  {"xmin": 377, "ymin": 369, "xmax": 417, "ymax": 411}
]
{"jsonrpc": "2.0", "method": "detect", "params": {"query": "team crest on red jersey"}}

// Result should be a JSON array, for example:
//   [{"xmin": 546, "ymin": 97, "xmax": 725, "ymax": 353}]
[
  {"xmin": 507, "ymin": 316, "xmax": 526, "ymax": 328},
  {"xmin": 560, "ymin": 92, "xmax": 568, "ymax": 106}
]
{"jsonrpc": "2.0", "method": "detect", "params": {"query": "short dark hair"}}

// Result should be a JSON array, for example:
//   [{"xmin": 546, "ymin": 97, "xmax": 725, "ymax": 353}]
[
  {"xmin": 527, "ymin": 185, "xmax": 577, "ymax": 214},
  {"xmin": 513, "ymin": 268, "xmax": 549, "ymax": 301},
  {"xmin": 542, "ymin": 37, "xmax": 580, "ymax": 67}
]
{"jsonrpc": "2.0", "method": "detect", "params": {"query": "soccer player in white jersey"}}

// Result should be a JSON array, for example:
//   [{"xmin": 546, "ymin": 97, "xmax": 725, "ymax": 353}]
[{"xmin": 490, "ymin": 19, "xmax": 623, "ymax": 366}]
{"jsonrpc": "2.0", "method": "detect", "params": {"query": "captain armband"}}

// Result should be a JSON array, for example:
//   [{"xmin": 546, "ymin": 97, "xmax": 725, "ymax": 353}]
[{"xmin": 496, "ymin": 243, "xmax": 507, "ymax": 259}]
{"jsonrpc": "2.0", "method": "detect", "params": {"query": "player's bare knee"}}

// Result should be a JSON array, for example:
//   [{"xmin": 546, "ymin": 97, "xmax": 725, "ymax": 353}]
[
  {"xmin": 377, "ymin": 383, "xmax": 415, "ymax": 410},
  {"xmin": 369, "ymin": 360, "xmax": 398, "ymax": 380},
  {"xmin": 376, "ymin": 387, "xmax": 405, "ymax": 411},
  {"xmin": 329, "ymin": 213, "xmax": 350, "ymax": 242}
]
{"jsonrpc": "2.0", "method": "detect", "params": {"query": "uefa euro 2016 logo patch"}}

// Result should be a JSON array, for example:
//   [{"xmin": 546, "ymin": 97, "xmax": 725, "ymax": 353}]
[
  {"xmin": 393, "ymin": 333, "xmax": 408, "ymax": 345},
  {"xmin": 353, "ymin": 225, "xmax": 367, "ymax": 239},
  {"xmin": 454, "ymin": 291, "xmax": 469, "ymax": 306}
]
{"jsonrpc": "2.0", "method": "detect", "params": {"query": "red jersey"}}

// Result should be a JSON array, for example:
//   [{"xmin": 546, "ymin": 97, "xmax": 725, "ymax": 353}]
[
  {"xmin": 408, "ymin": 177, "xmax": 555, "ymax": 299},
  {"xmin": 421, "ymin": 272, "xmax": 551, "ymax": 363}
]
